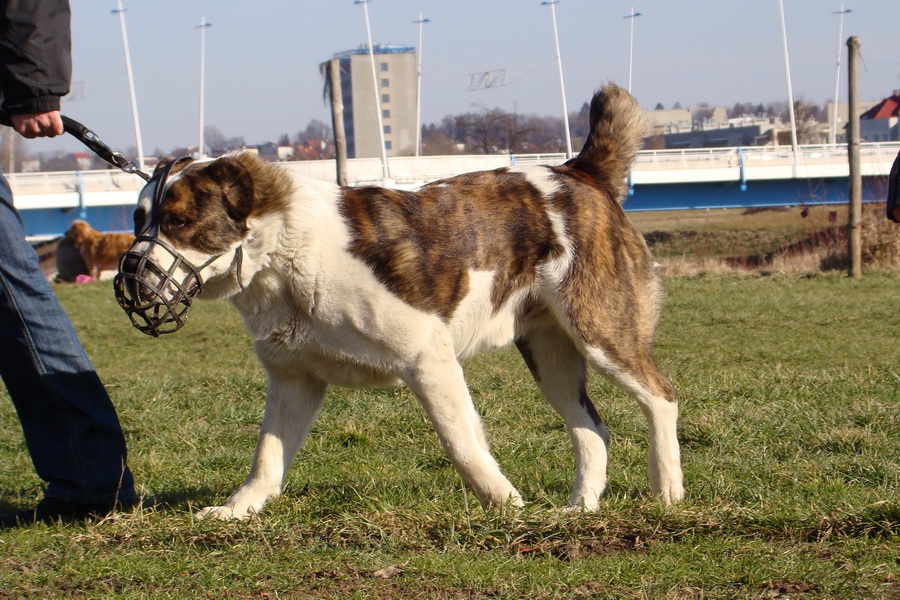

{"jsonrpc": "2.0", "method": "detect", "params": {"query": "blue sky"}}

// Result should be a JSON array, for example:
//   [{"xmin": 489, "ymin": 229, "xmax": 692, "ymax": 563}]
[{"xmin": 31, "ymin": 0, "xmax": 900, "ymax": 155}]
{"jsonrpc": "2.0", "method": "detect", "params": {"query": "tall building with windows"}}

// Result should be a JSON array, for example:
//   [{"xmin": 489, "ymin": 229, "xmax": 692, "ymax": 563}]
[{"xmin": 333, "ymin": 44, "xmax": 417, "ymax": 158}]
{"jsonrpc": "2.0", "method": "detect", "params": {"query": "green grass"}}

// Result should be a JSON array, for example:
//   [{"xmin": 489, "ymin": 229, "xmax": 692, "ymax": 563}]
[{"xmin": 1, "ymin": 273, "xmax": 898, "ymax": 599}]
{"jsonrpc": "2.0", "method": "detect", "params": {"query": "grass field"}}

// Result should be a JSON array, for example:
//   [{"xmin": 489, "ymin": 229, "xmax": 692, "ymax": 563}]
[{"xmin": 0, "ymin": 271, "xmax": 898, "ymax": 599}]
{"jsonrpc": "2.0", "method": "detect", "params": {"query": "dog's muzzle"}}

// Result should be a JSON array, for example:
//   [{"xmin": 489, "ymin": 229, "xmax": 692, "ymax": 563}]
[
  {"xmin": 113, "ymin": 155, "xmax": 245, "ymax": 337},
  {"xmin": 113, "ymin": 235, "xmax": 211, "ymax": 337}
]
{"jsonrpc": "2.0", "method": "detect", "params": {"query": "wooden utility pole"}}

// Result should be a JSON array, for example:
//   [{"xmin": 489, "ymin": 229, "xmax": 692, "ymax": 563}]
[
  {"xmin": 846, "ymin": 36, "xmax": 862, "ymax": 278},
  {"xmin": 327, "ymin": 58, "xmax": 349, "ymax": 187}
]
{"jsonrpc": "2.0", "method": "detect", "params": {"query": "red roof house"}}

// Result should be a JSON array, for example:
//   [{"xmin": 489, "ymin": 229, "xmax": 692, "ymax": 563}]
[{"xmin": 860, "ymin": 91, "xmax": 900, "ymax": 142}]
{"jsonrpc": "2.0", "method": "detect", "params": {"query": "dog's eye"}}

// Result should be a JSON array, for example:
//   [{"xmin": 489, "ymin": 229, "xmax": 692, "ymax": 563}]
[{"xmin": 165, "ymin": 216, "xmax": 189, "ymax": 230}]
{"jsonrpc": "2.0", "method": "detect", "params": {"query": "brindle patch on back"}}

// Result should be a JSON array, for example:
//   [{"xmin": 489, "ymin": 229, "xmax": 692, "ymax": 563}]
[{"xmin": 339, "ymin": 168, "xmax": 564, "ymax": 320}]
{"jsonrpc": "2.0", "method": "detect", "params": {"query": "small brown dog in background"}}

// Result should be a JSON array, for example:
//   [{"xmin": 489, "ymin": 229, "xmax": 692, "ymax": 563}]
[{"xmin": 64, "ymin": 220, "xmax": 134, "ymax": 279}]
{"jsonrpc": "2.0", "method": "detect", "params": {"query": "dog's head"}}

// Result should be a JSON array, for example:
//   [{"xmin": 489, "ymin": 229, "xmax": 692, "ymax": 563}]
[
  {"xmin": 65, "ymin": 219, "xmax": 98, "ymax": 246},
  {"xmin": 114, "ymin": 154, "xmax": 259, "ymax": 336}
]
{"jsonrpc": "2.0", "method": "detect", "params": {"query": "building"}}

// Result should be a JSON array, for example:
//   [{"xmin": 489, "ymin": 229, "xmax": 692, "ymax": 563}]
[
  {"xmin": 860, "ymin": 90, "xmax": 900, "ymax": 142},
  {"xmin": 333, "ymin": 44, "xmax": 418, "ymax": 159},
  {"xmin": 826, "ymin": 100, "xmax": 879, "ymax": 143},
  {"xmin": 642, "ymin": 106, "xmax": 785, "ymax": 149},
  {"xmin": 641, "ymin": 105, "xmax": 843, "ymax": 149},
  {"xmin": 655, "ymin": 120, "xmax": 782, "ymax": 149},
  {"xmin": 71, "ymin": 152, "xmax": 95, "ymax": 171},
  {"xmin": 642, "ymin": 107, "xmax": 726, "ymax": 136}
]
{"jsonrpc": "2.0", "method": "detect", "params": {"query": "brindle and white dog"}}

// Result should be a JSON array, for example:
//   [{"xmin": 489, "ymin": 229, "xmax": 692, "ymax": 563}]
[{"xmin": 118, "ymin": 83, "xmax": 684, "ymax": 519}]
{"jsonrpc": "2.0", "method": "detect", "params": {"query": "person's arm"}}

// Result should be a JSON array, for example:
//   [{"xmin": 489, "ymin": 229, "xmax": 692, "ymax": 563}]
[{"xmin": 0, "ymin": 0, "xmax": 71, "ymax": 137}]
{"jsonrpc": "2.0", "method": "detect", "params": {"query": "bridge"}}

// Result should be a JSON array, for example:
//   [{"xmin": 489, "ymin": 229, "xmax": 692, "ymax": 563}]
[{"xmin": 10, "ymin": 141, "xmax": 899, "ymax": 239}]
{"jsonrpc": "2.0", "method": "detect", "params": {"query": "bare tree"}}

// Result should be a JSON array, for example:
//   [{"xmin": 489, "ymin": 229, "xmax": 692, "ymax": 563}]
[
  {"xmin": 569, "ymin": 103, "xmax": 591, "ymax": 142},
  {"xmin": 295, "ymin": 119, "xmax": 333, "ymax": 145},
  {"xmin": 421, "ymin": 125, "xmax": 460, "ymax": 155},
  {"xmin": 794, "ymin": 100, "xmax": 825, "ymax": 144},
  {"xmin": 449, "ymin": 106, "xmax": 535, "ymax": 154},
  {"xmin": 204, "ymin": 126, "xmax": 227, "ymax": 151},
  {"xmin": 499, "ymin": 112, "xmax": 532, "ymax": 154},
  {"xmin": 462, "ymin": 106, "xmax": 507, "ymax": 154},
  {"xmin": 693, "ymin": 106, "xmax": 715, "ymax": 122},
  {"xmin": 526, "ymin": 115, "xmax": 565, "ymax": 152}
]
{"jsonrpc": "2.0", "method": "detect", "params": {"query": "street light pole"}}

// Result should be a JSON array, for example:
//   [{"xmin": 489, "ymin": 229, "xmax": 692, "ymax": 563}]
[
  {"xmin": 777, "ymin": 0, "xmax": 799, "ymax": 173},
  {"xmin": 623, "ymin": 8, "xmax": 642, "ymax": 94},
  {"xmin": 413, "ymin": 13, "xmax": 430, "ymax": 157},
  {"xmin": 830, "ymin": 5, "xmax": 852, "ymax": 145},
  {"xmin": 196, "ymin": 17, "xmax": 212, "ymax": 157},
  {"xmin": 354, "ymin": 0, "xmax": 390, "ymax": 181},
  {"xmin": 111, "ymin": 0, "xmax": 145, "ymax": 171},
  {"xmin": 541, "ymin": 0, "xmax": 572, "ymax": 158}
]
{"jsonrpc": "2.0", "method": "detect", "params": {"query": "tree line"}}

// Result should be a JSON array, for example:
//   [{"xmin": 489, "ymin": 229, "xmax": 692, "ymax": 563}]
[{"xmin": 5, "ymin": 98, "xmax": 835, "ymax": 172}]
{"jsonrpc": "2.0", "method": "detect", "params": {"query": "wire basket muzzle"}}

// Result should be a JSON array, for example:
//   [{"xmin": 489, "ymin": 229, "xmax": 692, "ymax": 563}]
[{"xmin": 113, "ymin": 236, "xmax": 205, "ymax": 337}]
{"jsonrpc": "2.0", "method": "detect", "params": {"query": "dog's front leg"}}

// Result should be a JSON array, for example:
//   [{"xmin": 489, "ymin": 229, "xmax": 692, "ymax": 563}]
[
  {"xmin": 403, "ymin": 340, "xmax": 523, "ymax": 509},
  {"xmin": 197, "ymin": 373, "xmax": 327, "ymax": 520}
]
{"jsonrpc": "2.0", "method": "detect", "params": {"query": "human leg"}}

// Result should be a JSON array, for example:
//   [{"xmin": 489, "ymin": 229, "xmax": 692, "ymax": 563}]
[{"xmin": 0, "ymin": 173, "xmax": 136, "ymax": 509}]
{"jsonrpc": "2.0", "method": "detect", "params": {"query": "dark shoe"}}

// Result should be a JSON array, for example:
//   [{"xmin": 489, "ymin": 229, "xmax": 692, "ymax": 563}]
[{"xmin": 0, "ymin": 496, "xmax": 136, "ymax": 529}]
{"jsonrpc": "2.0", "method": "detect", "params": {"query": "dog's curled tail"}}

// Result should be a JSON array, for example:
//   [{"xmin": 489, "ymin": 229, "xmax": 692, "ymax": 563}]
[{"xmin": 568, "ymin": 83, "xmax": 644, "ymax": 203}]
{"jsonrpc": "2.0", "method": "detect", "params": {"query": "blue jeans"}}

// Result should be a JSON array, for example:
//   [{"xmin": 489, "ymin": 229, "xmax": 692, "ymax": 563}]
[{"xmin": 0, "ymin": 171, "xmax": 136, "ymax": 505}]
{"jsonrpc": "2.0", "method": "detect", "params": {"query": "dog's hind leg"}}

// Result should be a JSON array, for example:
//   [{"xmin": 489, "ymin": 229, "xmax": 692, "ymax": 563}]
[
  {"xmin": 555, "ymin": 236, "xmax": 684, "ymax": 503},
  {"xmin": 515, "ymin": 318, "xmax": 610, "ymax": 511},
  {"xmin": 583, "ymin": 345, "xmax": 684, "ymax": 504},
  {"xmin": 402, "ymin": 332, "xmax": 523, "ymax": 509},
  {"xmin": 197, "ymin": 373, "xmax": 327, "ymax": 520}
]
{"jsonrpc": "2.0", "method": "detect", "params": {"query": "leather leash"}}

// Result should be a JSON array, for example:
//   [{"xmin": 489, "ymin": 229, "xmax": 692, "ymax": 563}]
[{"xmin": 0, "ymin": 112, "xmax": 150, "ymax": 182}]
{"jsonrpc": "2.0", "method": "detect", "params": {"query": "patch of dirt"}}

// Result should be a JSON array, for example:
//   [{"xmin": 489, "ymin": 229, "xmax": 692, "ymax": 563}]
[{"xmin": 761, "ymin": 579, "xmax": 820, "ymax": 598}]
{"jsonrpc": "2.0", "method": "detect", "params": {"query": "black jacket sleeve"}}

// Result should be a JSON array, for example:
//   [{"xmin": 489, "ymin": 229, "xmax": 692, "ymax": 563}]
[{"xmin": 0, "ymin": 0, "xmax": 71, "ymax": 115}]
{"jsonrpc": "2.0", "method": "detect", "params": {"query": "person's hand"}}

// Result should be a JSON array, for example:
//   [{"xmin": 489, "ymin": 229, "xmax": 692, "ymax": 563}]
[{"xmin": 10, "ymin": 111, "xmax": 64, "ymax": 138}]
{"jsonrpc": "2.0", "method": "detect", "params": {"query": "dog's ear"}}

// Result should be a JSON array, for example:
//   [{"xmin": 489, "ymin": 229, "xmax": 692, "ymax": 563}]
[
  {"xmin": 152, "ymin": 157, "xmax": 175, "ymax": 179},
  {"xmin": 152, "ymin": 156, "xmax": 194, "ymax": 181},
  {"xmin": 205, "ymin": 157, "xmax": 255, "ymax": 223}
]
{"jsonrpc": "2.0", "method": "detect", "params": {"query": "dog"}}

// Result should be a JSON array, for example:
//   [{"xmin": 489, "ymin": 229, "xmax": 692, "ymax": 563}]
[
  {"xmin": 116, "ymin": 83, "xmax": 684, "ymax": 519},
  {"xmin": 65, "ymin": 220, "xmax": 134, "ymax": 279}
]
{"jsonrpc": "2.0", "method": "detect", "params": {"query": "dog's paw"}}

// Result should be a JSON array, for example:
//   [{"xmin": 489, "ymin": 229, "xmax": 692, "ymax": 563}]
[
  {"xmin": 565, "ymin": 496, "xmax": 602, "ymax": 512},
  {"xmin": 195, "ymin": 505, "xmax": 253, "ymax": 521},
  {"xmin": 656, "ymin": 485, "xmax": 685, "ymax": 505}
]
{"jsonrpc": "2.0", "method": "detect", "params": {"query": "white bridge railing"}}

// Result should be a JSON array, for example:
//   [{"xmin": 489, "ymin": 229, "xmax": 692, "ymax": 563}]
[
  {"xmin": 633, "ymin": 142, "xmax": 899, "ymax": 171},
  {"xmin": 8, "ymin": 142, "xmax": 899, "ymax": 210}
]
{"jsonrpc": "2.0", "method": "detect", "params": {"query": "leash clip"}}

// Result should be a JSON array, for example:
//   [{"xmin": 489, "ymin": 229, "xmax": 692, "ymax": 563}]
[{"xmin": 61, "ymin": 115, "xmax": 151, "ymax": 181}]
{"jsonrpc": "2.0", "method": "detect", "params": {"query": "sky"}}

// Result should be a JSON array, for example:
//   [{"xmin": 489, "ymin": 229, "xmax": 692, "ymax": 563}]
[{"xmin": 26, "ymin": 0, "xmax": 900, "ymax": 156}]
